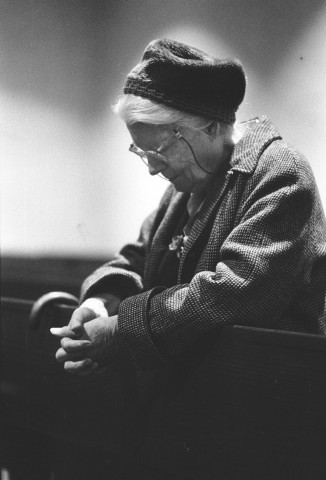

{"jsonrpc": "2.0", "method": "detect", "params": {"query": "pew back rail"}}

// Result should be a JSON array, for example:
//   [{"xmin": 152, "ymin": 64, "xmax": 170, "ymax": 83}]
[{"xmin": 2, "ymin": 294, "xmax": 326, "ymax": 478}]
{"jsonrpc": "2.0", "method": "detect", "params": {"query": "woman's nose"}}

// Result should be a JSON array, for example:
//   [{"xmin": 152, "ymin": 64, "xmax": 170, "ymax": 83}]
[{"xmin": 147, "ymin": 156, "xmax": 166, "ymax": 176}]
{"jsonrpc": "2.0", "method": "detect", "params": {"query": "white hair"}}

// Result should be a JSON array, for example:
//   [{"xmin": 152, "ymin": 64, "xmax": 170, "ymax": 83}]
[{"xmin": 113, "ymin": 94, "xmax": 242, "ymax": 145}]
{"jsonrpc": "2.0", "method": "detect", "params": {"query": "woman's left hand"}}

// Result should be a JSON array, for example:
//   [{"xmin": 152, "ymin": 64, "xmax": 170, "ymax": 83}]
[{"xmin": 50, "ymin": 315, "xmax": 119, "ymax": 375}]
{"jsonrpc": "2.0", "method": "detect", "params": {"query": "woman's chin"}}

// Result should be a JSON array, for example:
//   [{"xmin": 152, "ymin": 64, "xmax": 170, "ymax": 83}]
[{"xmin": 170, "ymin": 176, "xmax": 190, "ymax": 192}]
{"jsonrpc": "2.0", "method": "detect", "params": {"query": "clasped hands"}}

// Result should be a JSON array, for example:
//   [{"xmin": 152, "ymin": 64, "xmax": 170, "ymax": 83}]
[{"xmin": 50, "ymin": 295, "xmax": 121, "ymax": 375}]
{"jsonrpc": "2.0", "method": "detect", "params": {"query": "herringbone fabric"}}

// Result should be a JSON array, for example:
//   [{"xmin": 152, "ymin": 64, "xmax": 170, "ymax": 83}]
[{"xmin": 81, "ymin": 117, "xmax": 326, "ymax": 369}]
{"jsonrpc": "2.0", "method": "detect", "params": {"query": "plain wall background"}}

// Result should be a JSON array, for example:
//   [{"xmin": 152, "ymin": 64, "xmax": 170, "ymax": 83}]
[{"xmin": 1, "ymin": 0, "xmax": 326, "ymax": 258}]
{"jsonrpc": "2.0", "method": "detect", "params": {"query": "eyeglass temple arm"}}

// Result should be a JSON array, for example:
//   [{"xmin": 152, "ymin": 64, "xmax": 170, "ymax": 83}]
[{"xmin": 173, "ymin": 129, "xmax": 214, "ymax": 175}]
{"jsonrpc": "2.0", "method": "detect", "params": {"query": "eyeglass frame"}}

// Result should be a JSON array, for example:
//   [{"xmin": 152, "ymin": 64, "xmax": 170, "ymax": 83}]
[
  {"xmin": 129, "ymin": 130, "xmax": 179, "ymax": 166},
  {"xmin": 129, "ymin": 128, "xmax": 214, "ymax": 176}
]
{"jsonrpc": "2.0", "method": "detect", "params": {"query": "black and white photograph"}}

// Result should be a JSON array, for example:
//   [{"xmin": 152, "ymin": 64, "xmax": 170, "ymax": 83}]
[{"xmin": 1, "ymin": 0, "xmax": 326, "ymax": 478}]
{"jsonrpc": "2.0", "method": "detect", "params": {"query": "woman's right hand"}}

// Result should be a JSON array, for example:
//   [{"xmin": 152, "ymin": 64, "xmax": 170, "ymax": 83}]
[{"xmin": 67, "ymin": 293, "xmax": 122, "ymax": 336}]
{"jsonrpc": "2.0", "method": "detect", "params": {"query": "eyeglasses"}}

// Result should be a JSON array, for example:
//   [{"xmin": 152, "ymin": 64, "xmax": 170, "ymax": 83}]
[
  {"xmin": 129, "ymin": 130, "xmax": 178, "ymax": 167},
  {"xmin": 129, "ymin": 128, "xmax": 214, "ymax": 178}
]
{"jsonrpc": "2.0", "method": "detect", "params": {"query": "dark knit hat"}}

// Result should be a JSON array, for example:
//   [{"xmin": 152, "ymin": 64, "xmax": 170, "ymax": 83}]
[{"xmin": 124, "ymin": 39, "xmax": 246, "ymax": 124}]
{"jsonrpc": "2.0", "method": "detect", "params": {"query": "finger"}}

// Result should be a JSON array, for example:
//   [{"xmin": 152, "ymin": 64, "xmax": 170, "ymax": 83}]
[
  {"xmin": 50, "ymin": 326, "xmax": 80, "ymax": 339},
  {"xmin": 64, "ymin": 358, "xmax": 95, "ymax": 374},
  {"xmin": 55, "ymin": 347, "xmax": 91, "ymax": 363},
  {"xmin": 68, "ymin": 307, "xmax": 96, "ymax": 335},
  {"xmin": 60, "ymin": 337, "xmax": 91, "ymax": 352},
  {"xmin": 56, "ymin": 347, "xmax": 76, "ymax": 363}
]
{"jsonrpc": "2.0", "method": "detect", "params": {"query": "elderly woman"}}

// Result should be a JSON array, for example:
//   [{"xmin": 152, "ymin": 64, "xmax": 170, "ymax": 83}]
[{"xmin": 51, "ymin": 38, "xmax": 326, "ymax": 374}]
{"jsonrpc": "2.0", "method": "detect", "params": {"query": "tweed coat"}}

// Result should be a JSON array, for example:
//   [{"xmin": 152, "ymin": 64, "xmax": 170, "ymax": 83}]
[{"xmin": 81, "ymin": 117, "xmax": 326, "ymax": 369}]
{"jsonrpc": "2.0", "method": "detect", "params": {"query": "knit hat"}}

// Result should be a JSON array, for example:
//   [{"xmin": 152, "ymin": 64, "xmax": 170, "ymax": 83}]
[{"xmin": 124, "ymin": 39, "xmax": 246, "ymax": 124}]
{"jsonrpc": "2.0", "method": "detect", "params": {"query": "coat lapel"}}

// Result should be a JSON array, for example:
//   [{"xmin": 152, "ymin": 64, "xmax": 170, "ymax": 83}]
[
  {"xmin": 178, "ymin": 168, "xmax": 234, "ymax": 282},
  {"xmin": 144, "ymin": 191, "xmax": 189, "ymax": 287}
]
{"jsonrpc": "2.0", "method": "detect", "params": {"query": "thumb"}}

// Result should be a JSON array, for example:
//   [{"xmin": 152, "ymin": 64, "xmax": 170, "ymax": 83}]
[{"xmin": 68, "ymin": 307, "xmax": 97, "ymax": 335}]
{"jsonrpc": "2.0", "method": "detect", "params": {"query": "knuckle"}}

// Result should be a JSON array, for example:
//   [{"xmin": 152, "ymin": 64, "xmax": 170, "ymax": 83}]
[
  {"xmin": 69, "ymin": 321, "xmax": 81, "ymax": 331},
  {"xmin": 70, "ymin": 307, "xmax": 82, "ymax": 319},
  {"xmin": 70, "ymin": 307, "xmax": 85, "ymax": 323},
  {"xmin": 68, "ymin": 307, "xmax": 94, "ymax": 332}
]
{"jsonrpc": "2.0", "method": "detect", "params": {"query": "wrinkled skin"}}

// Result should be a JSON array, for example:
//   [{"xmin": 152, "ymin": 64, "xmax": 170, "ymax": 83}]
[{"xmin": 51, "ymin": 294, "xmax": 121, "ymax": 375}]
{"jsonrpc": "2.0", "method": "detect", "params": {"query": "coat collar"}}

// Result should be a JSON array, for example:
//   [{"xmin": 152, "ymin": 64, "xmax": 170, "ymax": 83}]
[
  {"xmin": 148, "ymin": 116, "xmax": 282, "ymax": 284},
  {"xmin": 174, "ymin": 116, "xmax": 281, "ymax": 213},
  {"xmin": 229, "ymin": 116, "xmax": 282, "ymax": 175},
  {"xmin": 177, "ymin": 116, "xmax": 282, "ymax": 279}
]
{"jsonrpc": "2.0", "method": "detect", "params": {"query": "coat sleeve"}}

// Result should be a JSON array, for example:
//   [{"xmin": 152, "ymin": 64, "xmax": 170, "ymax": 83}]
[
  {"xmin": 79, "ymin": 186, "xmax": 175, "ymax": 303},
  {"xmin": 118, "ymin": 150, "xmax": 323, "ymax": 369}
]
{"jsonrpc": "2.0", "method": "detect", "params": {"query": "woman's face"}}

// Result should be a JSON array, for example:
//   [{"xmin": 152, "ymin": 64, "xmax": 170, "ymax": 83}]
[{"xmin": 127, "ymin": 122, "xmax": 226, "ymax": 193}]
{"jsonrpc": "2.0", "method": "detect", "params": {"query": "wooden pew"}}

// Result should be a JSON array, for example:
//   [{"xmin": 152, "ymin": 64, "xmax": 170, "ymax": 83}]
[
  {"xmin": 2, "ymin": 293, "xmax": 326, "ymax": 479},
  {"xmin": 1, "ymin": 295, "xmax": 137, "ymax": 479}
]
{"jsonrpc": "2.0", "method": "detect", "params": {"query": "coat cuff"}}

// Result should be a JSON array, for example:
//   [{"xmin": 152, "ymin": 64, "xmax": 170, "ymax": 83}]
[
  {"xmin": 118, "ymin": 287, "xmax": 167, "ymax": 370},
  {"xmin": 80, "ymin": 268, "xmax": 143, "ymax": 303}
]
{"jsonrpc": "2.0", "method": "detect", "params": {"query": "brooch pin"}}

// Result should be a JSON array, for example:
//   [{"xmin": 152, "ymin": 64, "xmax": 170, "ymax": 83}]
[{"xmin": 169, "ymin": 235, "xmax": 184, "ymax": 259}]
